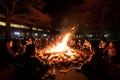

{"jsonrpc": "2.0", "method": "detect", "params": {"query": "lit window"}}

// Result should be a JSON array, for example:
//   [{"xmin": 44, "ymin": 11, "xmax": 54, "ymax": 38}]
[
  {"xmin": 35, "ymin": 33, "xmax": 38, "ymax": 36},
  {"xmin": 43, "ymin": 34, "xmax": 47, "ymax": 37},
  {"xmin": 14, "ymin": 32, "xmax": 20, "ymax": 35},
  {"xmin": 0, "ymin": 21, "xmax": 6, "ymax": 26}
]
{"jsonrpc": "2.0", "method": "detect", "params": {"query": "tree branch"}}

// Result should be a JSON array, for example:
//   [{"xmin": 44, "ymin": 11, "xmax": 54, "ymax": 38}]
[
  {"xmin": 10, "ymin": 0, "xmax": 19, "ymax": 16},
  {"xmin": 0, "ymin": 0, "xmax": 9, "ymax": 12}
]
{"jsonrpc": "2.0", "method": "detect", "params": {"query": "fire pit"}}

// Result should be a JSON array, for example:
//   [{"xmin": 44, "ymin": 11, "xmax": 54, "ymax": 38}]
[
  {"xmin": 34, "ymin": 28, "xmax": 95, "ymax": 79},
  {"xmin": 35, "ymin": 48, "xmax": 94, "ymax": 80}
]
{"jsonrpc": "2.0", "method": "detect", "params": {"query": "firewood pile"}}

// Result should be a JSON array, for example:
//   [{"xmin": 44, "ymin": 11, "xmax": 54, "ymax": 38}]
[
  {"xmin": 34, "ymin": 49, "xmax": 94, "ymax": 75},
  {"xmin": 33, "ymin": 47, "xmax": 94, "ymax": 80}
]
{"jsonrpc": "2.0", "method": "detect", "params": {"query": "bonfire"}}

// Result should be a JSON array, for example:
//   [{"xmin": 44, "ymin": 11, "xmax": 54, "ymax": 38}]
[{"xmin": 34, "ymin": 27, "xmax": 95, "ymax": 79}]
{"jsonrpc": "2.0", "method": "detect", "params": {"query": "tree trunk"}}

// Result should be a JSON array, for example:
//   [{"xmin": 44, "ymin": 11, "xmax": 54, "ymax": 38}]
[
  {"xmin": 29, "ymin": 27, "xmax": 32, "ymax": 38},
  {"xmin": 5, "ymin": 13, "xmax": 11, "ymax": 39}
]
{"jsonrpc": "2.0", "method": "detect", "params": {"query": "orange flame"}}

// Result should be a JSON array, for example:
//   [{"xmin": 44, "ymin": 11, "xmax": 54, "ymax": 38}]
[{"xmin": 46, "ymin": 32, "xmax": 72, "ymax": 53}]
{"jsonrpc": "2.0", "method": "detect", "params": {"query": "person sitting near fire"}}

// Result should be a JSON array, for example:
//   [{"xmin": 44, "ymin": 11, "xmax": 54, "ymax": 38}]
[
  {"xmin": 14, "ymin": 39, "xmax": 25, "ymax": 55},
  {"xmin": 26, "ymin": 37, "xmax": 33, "ymax": 45},
  {"xmin": 33, "ymin": 37, "xmax": 42, "ymax": 52},
  {"xmin": 68, "ymin": 39, "xmax": 76, "ymax": 48},
  {"xmin": 82, "ymin": 39, "xmax": 92, "ymax": 52},
  {"xmin": 76, "ymin": 39, "xmax": 83, "ymax": 50},
  {"xmin": 2, "ymin": 39, "xmax": 19, "ymax": 66},
  {"xmin": 98, "ymin": 39, "xmax": 107, "ymax": 52},
  {"xmin": 43, "ymin": 37, "xmax": 50, "ymax": 48},
  {"xmin": 103, "ymin": 41, "xmax": 117, "ymax": 63}
]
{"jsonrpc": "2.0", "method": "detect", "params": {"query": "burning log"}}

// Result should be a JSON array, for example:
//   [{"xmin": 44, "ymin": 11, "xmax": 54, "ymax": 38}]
[{"xmin": 35, "ymin": 48, "xmax": 95, "ymax": 69}]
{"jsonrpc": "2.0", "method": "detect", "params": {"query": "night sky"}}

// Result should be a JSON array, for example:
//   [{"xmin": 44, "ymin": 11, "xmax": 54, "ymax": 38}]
[
  {"xmin": 0, "ymin": 0, "xmax": 120, "ymax": 31},
  {"xmin": 44, "ymin": 0, "xmax": 83, "ymax": 13},
  {"xmin": 43, "ymin": 0, "xmax": 120, "ymax": 31},
  {"xmin": 43, "ymin": 0, "xmax": 85, "ymax": 29}
]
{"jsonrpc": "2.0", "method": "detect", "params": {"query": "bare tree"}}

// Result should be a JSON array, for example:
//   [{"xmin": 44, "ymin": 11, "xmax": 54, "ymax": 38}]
[
  {"xmin": 0, "ymin": 0, "xmax": 51, "ymax": 39},
  {"xmin": 58, "ymin": 0, "xmax": 119, "ymax": 33},
  {"xmin": 80, "ymin": 0, "xmax": 120, "ymax": 37}
]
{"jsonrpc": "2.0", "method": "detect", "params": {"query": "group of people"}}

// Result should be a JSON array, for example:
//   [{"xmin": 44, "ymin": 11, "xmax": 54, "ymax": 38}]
[
  {"xmin": 68, "ymin": 39, "xmax": 93, "ymax": 52},
  {"xmin": 0, "ymin": 37, "xmax": 117, "ymax": 67},
  {"xmin": 0, "ymin": 37, "xmax": 51, "ymax": 79},
  {"xmin": 0, "ymin": 37, "xmax": 118, "ymax": 80},
  {"xmin": 98, "ymin": 39, "xmax": 117, "ymax": 63},
  {"xmin": 70, "ymin": 38, "xmax": 117, "ymax": 63}
]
